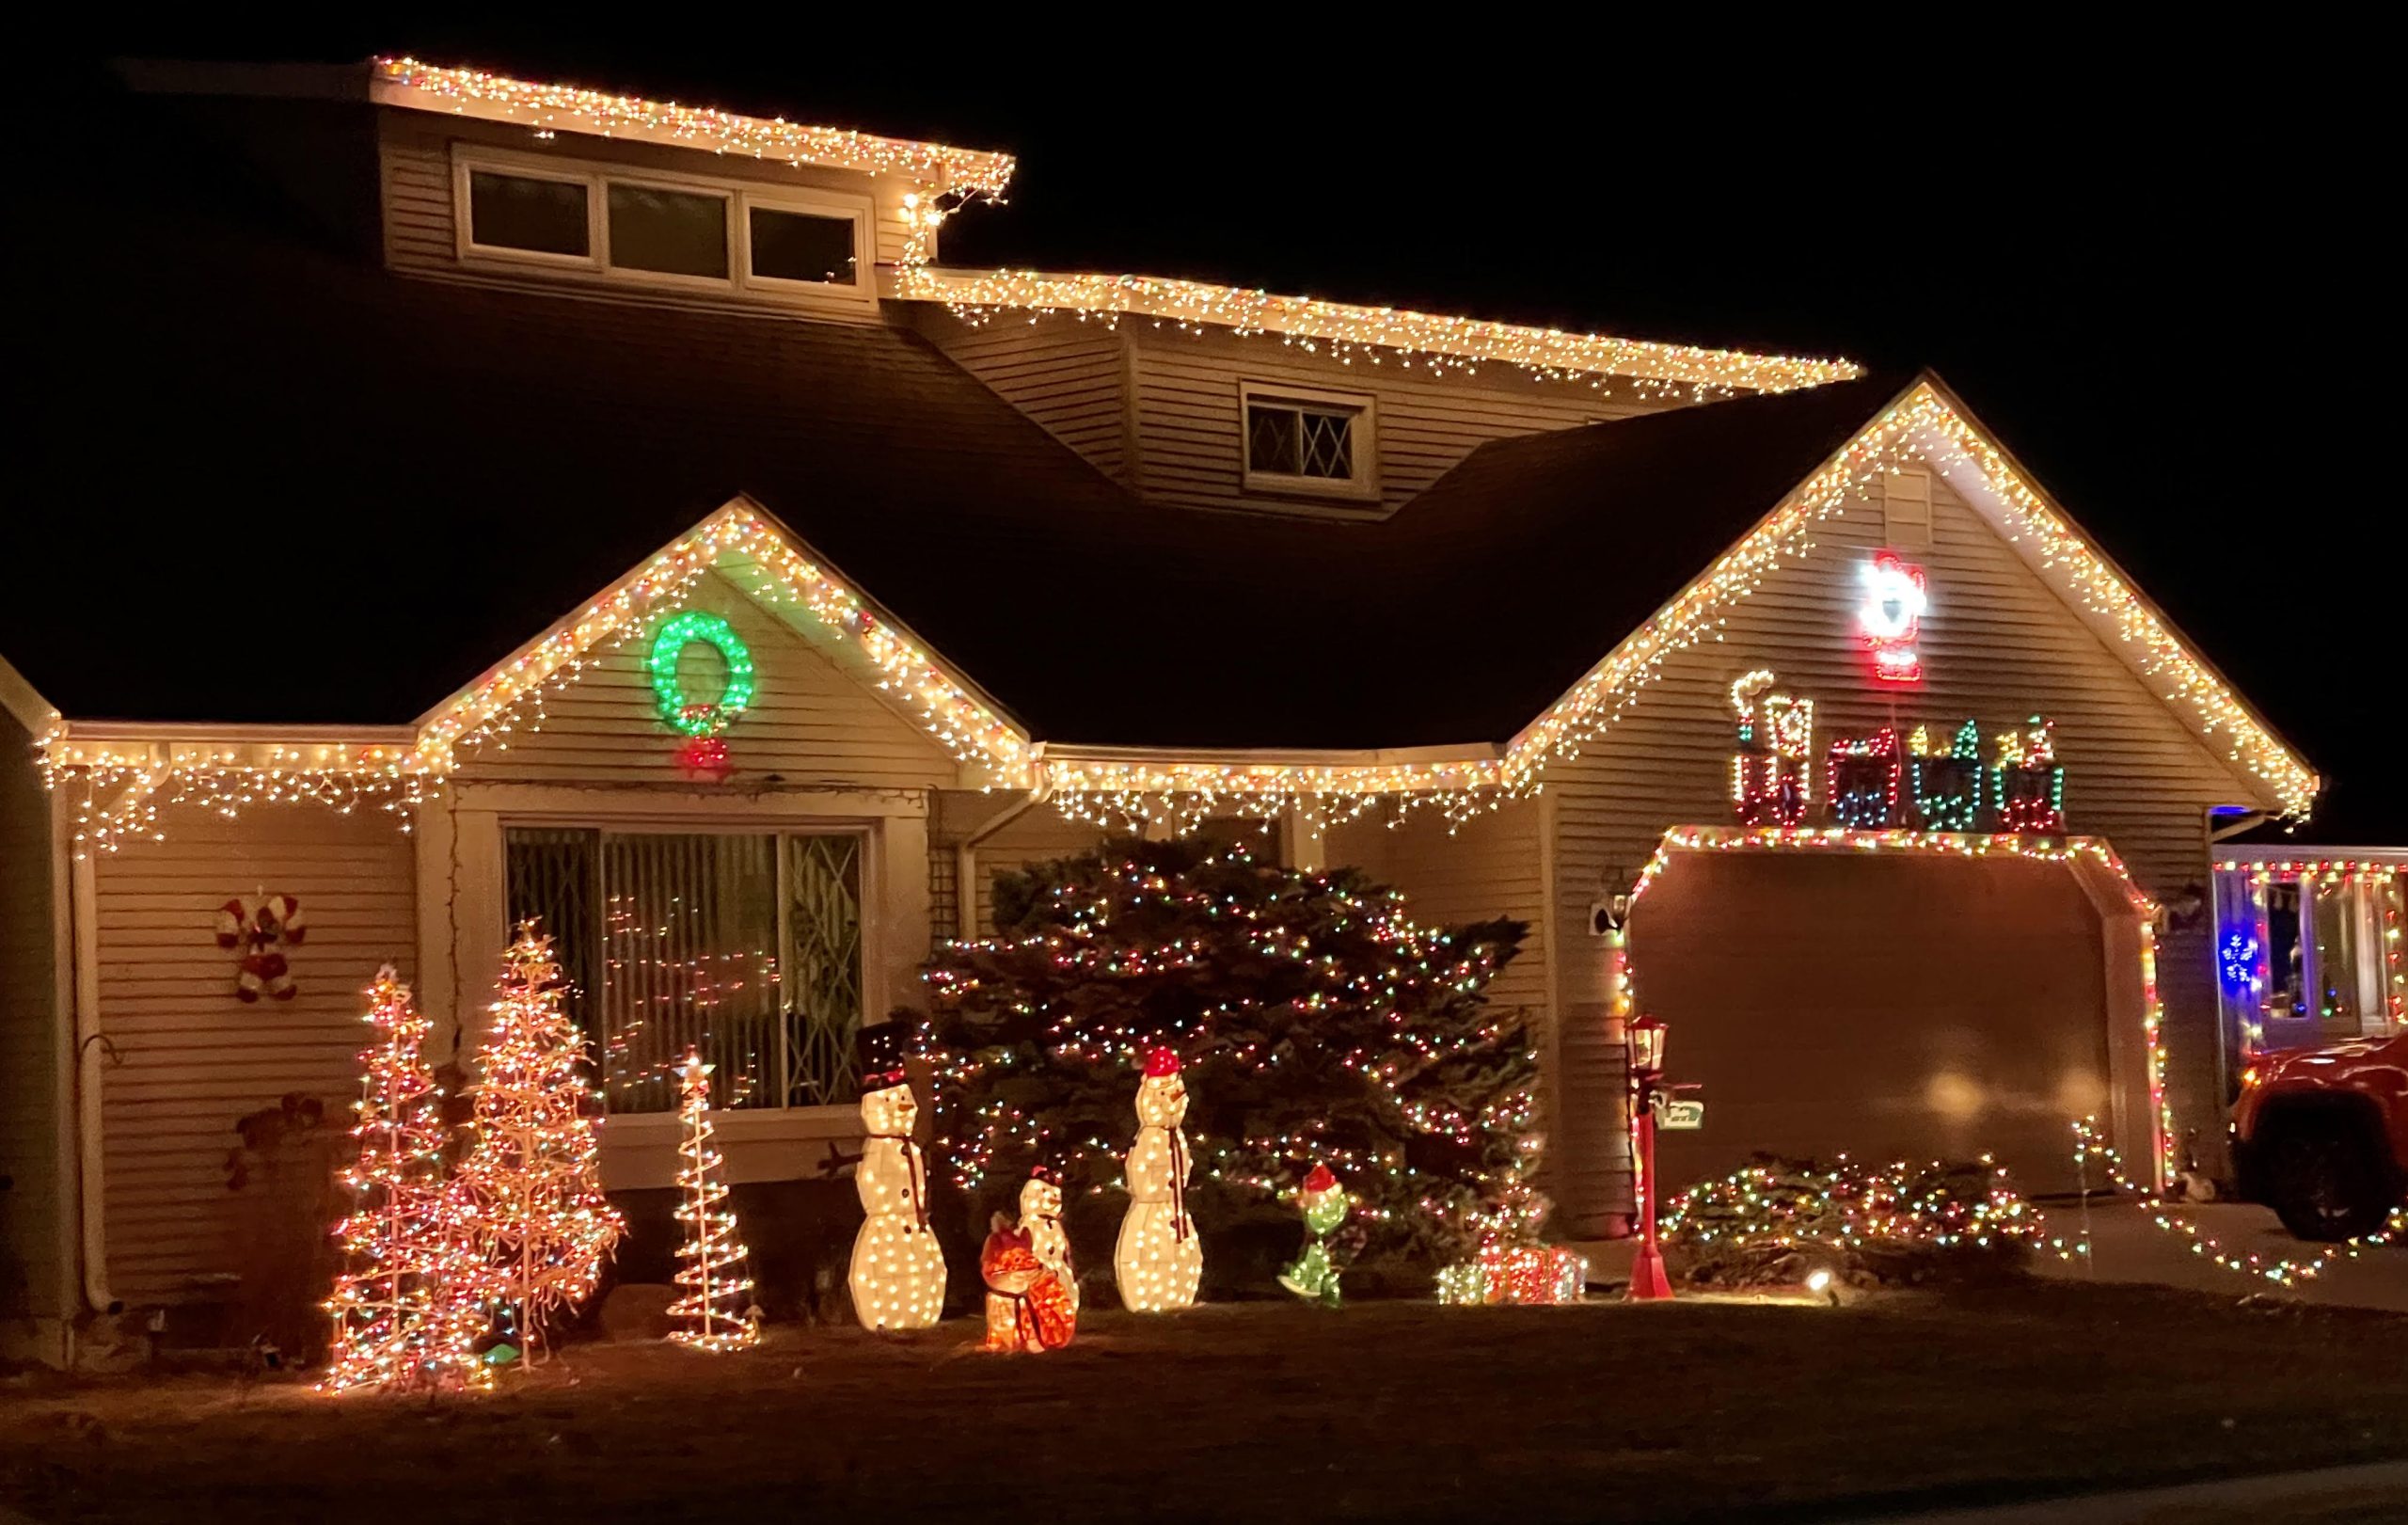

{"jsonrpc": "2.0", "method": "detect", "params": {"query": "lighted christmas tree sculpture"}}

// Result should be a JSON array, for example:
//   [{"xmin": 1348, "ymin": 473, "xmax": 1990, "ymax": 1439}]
[
  {"xmin": 1276, "ymin": 1164, "xmax": 1349, "ymax": 1306},
  {"xmin": 323, "ymin": 965, "xmax": 485, "ymax": 1393},
  {"xmin": 454, "ymin": 926, "xmax": 623, "ymax": 1358},
  {"xmin": 914, "ymin": 837, "xmax": 1537, "ymax": 1278},
  {"xmin": 667, "ymin": 1049, "xmax": 759, "ymax": 1352},
  {"xmin": 1115, "ymin": 1047, "xmax": 1203, "ymax": 1311},
  {"xmin": 848, "ymin": 1025, "xmax": 946, "ymax": 1329}
]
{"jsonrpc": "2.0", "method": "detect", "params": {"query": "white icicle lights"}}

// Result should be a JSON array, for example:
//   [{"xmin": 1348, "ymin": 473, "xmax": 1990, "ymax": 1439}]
[
  {"xmin": 848, "ymin": 1026, "xmax": 946, "ymax": 1330},
  {"xmin": 1114, "ymin": 1048, "xmax": 1203, "ymax": 1312}
]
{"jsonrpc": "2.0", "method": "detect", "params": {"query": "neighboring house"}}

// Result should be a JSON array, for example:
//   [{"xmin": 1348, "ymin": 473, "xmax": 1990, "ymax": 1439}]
[{"xmin": 0, "ymin": 57, "xmax": 2353, "ymax": 1362}]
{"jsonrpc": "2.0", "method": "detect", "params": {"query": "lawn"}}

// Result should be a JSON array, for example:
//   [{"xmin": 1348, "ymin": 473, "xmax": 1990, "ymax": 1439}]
[{"xmin": 5, "ymin": 1281, "xmax": 2404, "ymax": 1524}]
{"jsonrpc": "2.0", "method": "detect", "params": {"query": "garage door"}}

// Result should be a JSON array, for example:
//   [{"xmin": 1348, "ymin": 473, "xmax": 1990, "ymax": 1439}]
[{"xmin": 1628, "ymin": 850, "xmax": 2112, "ymax": 1197}]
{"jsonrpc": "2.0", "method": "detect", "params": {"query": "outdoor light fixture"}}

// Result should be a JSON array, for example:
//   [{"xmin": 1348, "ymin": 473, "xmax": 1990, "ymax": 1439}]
[{"xmin": 1626, "ymin": 1013, "xmax": 1668, "ymax": 1077}]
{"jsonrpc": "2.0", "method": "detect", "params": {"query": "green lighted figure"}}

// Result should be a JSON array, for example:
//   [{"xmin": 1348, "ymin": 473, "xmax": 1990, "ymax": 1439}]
[{"xmin": 1276, "ymin": 1164, "xmax": 1348, "ymax": 1306}]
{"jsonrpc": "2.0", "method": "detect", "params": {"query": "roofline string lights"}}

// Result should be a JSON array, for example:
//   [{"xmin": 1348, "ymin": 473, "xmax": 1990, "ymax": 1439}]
[
  {"xmin": 35, "ymin": 387, "xmax": 2319, "ymax": 848},
  {"xmin": 1634, "ymin": 826, "xmax": 2174, "ymax": 1188},
  {"xmin": 895, "ymin": 267, "xmax": 1862, "ymax": 397},
  {"xmin": 372, "ymin": 57, "xmax": 1014, "ymax": 265}
]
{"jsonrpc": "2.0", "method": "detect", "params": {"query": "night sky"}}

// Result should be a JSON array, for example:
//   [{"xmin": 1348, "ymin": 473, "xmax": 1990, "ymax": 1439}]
[{"xmin": 56, "ymin": 24, "xmax": 2404, "ymax": 838}]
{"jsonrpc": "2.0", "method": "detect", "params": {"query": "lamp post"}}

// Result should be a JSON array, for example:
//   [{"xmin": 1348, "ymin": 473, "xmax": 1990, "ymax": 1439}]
[{"xmin": 1626, "ymin": 1013, "xmax": 1675, "ymax": 1302}]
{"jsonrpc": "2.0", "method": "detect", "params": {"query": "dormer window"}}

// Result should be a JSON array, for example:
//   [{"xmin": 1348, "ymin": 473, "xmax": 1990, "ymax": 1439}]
[
  {"xmin": 453, "ymin": 147, "xmax": 873, "ymax": 310},
  {"xmin": 1240, "ymin": 381, "xmax": 1377, "ymax": 503}
]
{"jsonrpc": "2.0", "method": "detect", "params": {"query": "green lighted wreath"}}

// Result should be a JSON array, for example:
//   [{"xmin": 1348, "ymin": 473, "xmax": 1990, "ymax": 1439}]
[{"xmin": 649, "ymin": 612, "xmax": 756, "ymax": 738}]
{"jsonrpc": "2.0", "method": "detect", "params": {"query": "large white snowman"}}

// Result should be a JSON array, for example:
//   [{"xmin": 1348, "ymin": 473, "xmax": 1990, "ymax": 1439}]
[
  {"xmin": 1114, "ymin": 1047, "xmax": 1202, "ymax": 1311},
  {"xmin": 848, "ymin": 1025, "xmax": 946, "ymax": 1329}
]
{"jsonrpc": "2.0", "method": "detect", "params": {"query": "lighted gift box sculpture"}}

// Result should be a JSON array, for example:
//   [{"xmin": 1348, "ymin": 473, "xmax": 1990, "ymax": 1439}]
[
  {"xmin": 1729, "ymin": 670, "xmax": 1814, "ymax": 828},
  {"xmin": 1990, "ymin": 717, "xmax": 2067, "ymax": 834},
  {"xmin": 1908, "ymin": 721, "xmax": 1986, "ymax": 831},
  {"xmin": 1825, "ymin": 726, "xmax": 1905, "ymax": 830}
]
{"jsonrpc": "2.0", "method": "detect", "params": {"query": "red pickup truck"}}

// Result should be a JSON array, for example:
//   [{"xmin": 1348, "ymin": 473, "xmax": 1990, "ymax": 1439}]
[{"xmin": 2231, "ymin": 1031, "xmax": 2408, "ymax": 1240}]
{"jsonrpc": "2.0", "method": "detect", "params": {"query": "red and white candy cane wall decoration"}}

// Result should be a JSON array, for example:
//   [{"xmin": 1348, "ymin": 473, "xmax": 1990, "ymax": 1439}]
[{"xmin": 215, "ymin": 894, "xmax": 307, "ymax": 1002}]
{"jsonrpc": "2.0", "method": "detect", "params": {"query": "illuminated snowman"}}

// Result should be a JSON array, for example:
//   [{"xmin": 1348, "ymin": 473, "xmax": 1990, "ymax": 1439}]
[
  {"xmin": 848, "ymin": 1026, "xmax": 946, "ymax": 1330},
  {"xmin": 1020, "ymin": 1165, "xmax": 1077, "ymax": 1315},
  {"xmin": 1114, "ymin": 1047, "xmax": 1202, "ymax": 1312}
]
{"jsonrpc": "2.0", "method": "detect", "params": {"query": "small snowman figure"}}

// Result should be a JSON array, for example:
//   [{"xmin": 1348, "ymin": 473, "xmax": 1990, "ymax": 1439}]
[
  {"xmin": 1020, "ymin": 1165, "xmax": 1077, "ymax": 1316},
  {"xmin": 1114, "ymin": 1047, "xmax": 1202, "ymax": 1312},
  {"xmin": 847, "ymin": 1025, "xmax": 946, "ymax": 1330},
  {"xmin": 1276, "ymin": 1163, "xmax": 1348, "ymax": 1307}
]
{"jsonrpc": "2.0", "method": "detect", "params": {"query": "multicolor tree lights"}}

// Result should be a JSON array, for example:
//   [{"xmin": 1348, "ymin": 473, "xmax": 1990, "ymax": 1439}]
[
  {"xmin": 322, "ymin": 966, "xmax": 486, "ymax": 1394},
  {"xmin": 454, "ymin": 928, "xmax": 625, "ymax": 1359},
  {"xmin": 667, "ymin": 1049, "xmax": 760, "ymax": 1352}
]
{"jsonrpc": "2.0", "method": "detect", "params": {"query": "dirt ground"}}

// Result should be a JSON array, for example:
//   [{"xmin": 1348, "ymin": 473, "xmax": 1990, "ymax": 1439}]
[{"xmin": 5, "ymin": 1281, "xmax": 2405, "ymax": 1524}]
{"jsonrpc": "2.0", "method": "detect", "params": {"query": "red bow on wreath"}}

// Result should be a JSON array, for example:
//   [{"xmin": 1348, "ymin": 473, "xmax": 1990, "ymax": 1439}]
[{"xmin": 215, "ymin": 894, "xmax": 307, "ymax": 1003}]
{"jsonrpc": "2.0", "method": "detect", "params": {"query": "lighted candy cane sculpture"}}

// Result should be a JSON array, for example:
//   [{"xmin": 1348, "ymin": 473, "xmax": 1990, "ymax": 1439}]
[
  {"xmin": 1114, "ymin": 1048, "xmax": 1202, "ymax": 1312},
  {"xmin": 848, "ymin": 1025, "xmax": 946, "ymax": 1329}
]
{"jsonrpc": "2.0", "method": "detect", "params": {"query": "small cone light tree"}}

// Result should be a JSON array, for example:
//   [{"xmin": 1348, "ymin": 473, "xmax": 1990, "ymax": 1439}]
[
  {"xmin": 455, "ymin": 926, "xmax": 623, "ymax": 1358},
  {"xmin": 667, "ymin": 1049, "xmax": 758, "ymax": 1351},
  {"xmin": 914, "ymin": 836, "xmax": 1542, "ymax": 1279},
  {"xmin": 323, "ymin": 965, "xmax": 485, "ymax": 1393}
]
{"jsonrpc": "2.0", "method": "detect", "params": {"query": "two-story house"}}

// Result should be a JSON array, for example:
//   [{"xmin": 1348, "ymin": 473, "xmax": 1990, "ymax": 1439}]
[{"xmin": 0, "ymin": 57, "xmax": 2325, "ymax": 1361}]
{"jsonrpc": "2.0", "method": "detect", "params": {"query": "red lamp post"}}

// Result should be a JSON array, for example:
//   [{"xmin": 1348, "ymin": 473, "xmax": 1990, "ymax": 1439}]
[{"xmin": 1625, "ymin": 1013, "xmax": 1675, "ymax": 1302}]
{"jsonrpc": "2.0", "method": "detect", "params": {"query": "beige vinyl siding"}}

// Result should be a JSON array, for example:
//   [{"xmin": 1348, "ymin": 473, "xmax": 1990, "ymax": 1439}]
[
  {"xmin": 0, "ymin": 717, "xmax": 69, "ymax": 1330},
  {"xmin": 89, "ymin": 808, "xmax": 416, "ymax": 1307},
  {"xmin": 1125, "ymin": 325, "xmax": 1666, "ymax": 516},
  {"xmin": 1326, "ymin": 801, "xmax": 1547, "ymax": 1014},
  {"xmin": 450, "ymin": 570, "xmax": 960, "ymax": 790},
  {"xmin": 378, "ymin": 107, "xmax": 919, "ymax": 278},
  {"xmin": 957, "ymin": 807, "xmax": 1113, "ymax": 935},
  {"xmin": 1545, "ymin": 473, "xmax": 2263, "ymax": 1234},
  {"xmin": 911, "ymin": 313, "xmax": 1130, "ymax": 484}
]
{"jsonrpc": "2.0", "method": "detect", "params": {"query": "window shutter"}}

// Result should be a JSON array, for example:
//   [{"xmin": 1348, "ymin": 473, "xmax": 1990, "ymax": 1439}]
[{"xmin": 1882, "ymin": 469, "xmax": 1933, "ymax": 549}]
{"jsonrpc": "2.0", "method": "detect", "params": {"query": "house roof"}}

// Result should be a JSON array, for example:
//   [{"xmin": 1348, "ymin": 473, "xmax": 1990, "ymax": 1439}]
[{"xmin": 6, "ymin": 83, "xmax": 2318, "ymax": 823}]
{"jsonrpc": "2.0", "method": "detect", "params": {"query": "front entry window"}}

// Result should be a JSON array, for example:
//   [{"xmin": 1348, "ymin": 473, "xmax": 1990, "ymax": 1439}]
[{"xmin": 504, "ymin": 828, "xmax": 864, "ymax": 1111}]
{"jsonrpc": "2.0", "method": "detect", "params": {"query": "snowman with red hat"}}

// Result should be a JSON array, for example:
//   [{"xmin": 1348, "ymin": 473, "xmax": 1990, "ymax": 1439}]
[{"xmin": 1113, "ymin": 1047, "xmax": 1201, "ymax": 1312}]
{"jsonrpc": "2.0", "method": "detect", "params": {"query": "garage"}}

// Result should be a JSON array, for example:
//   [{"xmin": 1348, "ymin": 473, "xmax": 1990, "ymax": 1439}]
[{"xmin": 1627, "ymin": 839, "xmax": 2158, "ymax": 1198}]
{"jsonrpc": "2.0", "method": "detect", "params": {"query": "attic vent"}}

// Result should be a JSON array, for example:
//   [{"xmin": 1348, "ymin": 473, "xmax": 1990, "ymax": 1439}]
[{"xmin": 1881, "ymin": 469, "xmax": 1933, "ymax": 549}]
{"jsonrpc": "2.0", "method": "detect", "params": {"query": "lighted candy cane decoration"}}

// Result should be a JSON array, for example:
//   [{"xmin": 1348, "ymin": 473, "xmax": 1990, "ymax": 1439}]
[{"xmin": 1114, "ymin": 1047, "xmax": 1202, "ymax": 1312}]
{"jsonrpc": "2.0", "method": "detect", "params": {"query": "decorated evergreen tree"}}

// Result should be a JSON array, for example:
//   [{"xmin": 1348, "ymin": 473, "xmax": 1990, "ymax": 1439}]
[
  {"xmin": 911, "ymin": 836, "xmax": 1541, "ymax": 1276},
  {"xmin": 455, "ymin": 926, "xmax": 624, "ymax": 1358},
  {"xmin": 667, "ymin": 1049, "xmax": 758, "ymax": 1351},
  {"xmin": 323, "ymin": 965, "xmax": 485, "ymax": 1393}
]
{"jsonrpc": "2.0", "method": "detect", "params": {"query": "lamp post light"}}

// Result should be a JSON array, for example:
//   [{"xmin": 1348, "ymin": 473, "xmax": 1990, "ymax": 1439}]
[{"xmin": 1626, "ymin": 1014, "xmax": 1676, "ymax": 1302}]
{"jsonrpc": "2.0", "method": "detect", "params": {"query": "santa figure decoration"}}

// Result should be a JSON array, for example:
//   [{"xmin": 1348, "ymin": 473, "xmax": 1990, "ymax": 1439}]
[
  {"xmin": 1857, "ymin": 551, "xmax": 1929, "ymax": 685},
  {"xmin": 1020, "ymin": 1166, "xmax": 1077, "ymax": 1317},
  {"xmin": 982, "ymin": 1173, "xmax": 1077, "ymax": 1354},
  {"xmin": 1114, "ymin": 1047, "xmax": 1202, "ymax": 1312},
  {"xmin": 847, "ymin": 1025, "xmax": 946, "ymax": 1330},
  {"xmin": 1276, "ymin": 1163, "xmax": 1348, "ymax": 1307},
  {"xmin": 1990, "ymin": 716, "xmax": 2067, "ymax": 834},
  {"xmin": 1729, "ymin": 671, "xmax": 1814, "ymax": 828}
]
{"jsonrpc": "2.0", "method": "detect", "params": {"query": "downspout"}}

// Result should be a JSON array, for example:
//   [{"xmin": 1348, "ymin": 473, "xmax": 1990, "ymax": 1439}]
[
  {"xmin": 67, "ymin": 833, "xmax": 120, "ymax": 1317},
  {"xmin": 954, "ymin": 785, "xmax": 1049, "ymax": 941}
]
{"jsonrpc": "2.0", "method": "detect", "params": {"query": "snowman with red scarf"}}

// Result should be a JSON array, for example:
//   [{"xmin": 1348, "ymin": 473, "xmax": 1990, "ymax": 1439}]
[{"xmin": 1114, "ymin": 1047, "xmax": 1201, "ymax": 1312}]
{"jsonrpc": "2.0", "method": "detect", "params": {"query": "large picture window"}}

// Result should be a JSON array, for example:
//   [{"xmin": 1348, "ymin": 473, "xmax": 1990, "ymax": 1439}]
[{"xmin": 505, "ymin": 828, "xmax": 865, "ymax": 1113}]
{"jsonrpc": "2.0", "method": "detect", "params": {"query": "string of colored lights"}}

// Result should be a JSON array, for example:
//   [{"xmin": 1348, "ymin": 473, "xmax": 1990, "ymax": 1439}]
[
  {"xmin": 1630, "ymin": 826, "xmax": 2174, "ymax": 1187},
  {"xmin": 1662, "ymin": 1156, "xmax": 2047, "ymax": 1256},
  {"xmin": 2053, "ymin": 1119, "xmax": 2403, "ymax": 1289},
  {"xmin": 322, "ymin": 966, "xmax": 489, "ymax": 1394},
  {"xmin": 36, "ymin": 384, "xmax": 2319, "ymax": 848},
  {"xmin": 895, "ymin": 266, "xmax": 1860, "ymax": 395},
  {"xmin": 453, "ymin": 928, "xmax": 624, "ymax": 1358}
]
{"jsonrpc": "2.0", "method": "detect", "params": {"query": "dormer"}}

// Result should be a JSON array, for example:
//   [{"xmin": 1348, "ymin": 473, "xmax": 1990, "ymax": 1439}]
[{"xmin": 369, "ymin": 58, "xmax": 1013, "ymax": 319}]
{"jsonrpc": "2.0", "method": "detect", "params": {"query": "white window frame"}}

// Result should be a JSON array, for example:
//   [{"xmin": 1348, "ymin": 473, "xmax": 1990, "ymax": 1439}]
[
  {"xmin": 452, "ymin": 146, "xmax": 877, "ymax": 312},
  {"xmin": 1239, "ymin": 380, "xmax": 1380, "ymax": 503}
]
